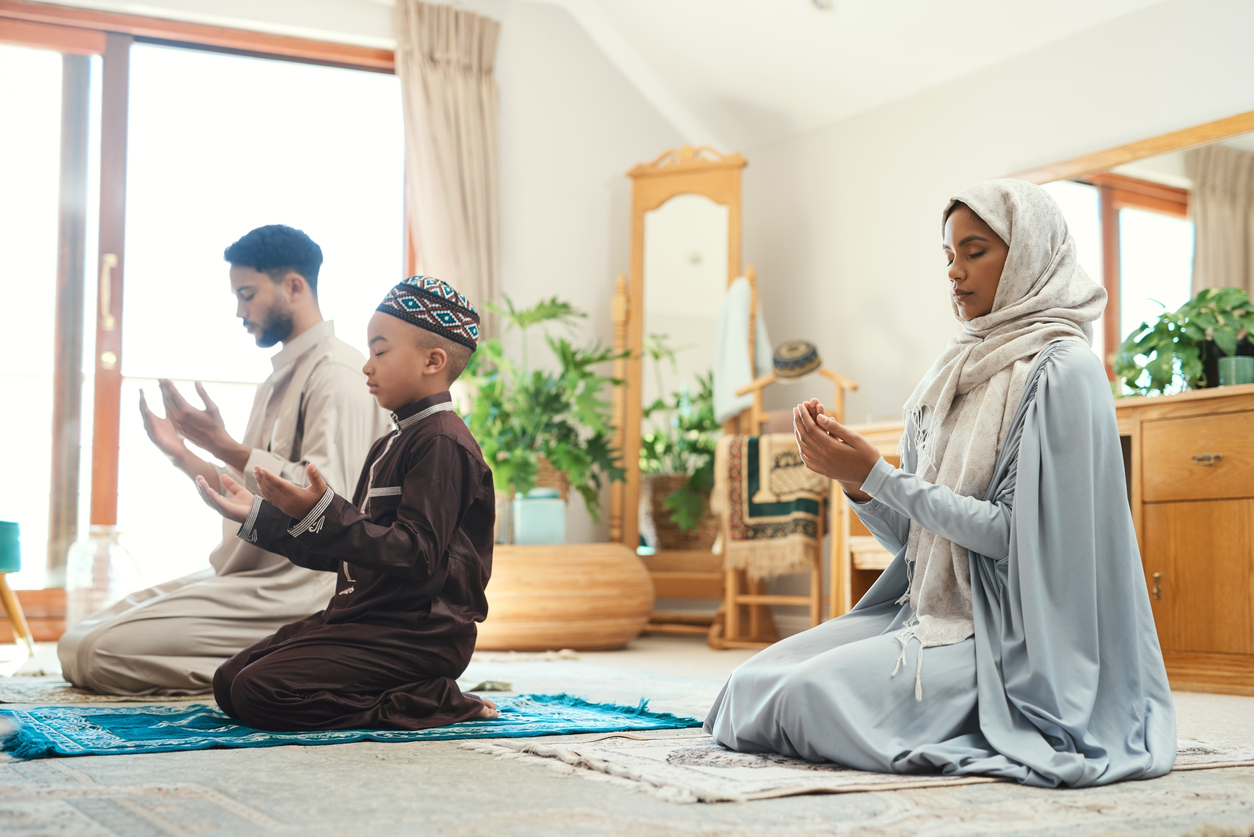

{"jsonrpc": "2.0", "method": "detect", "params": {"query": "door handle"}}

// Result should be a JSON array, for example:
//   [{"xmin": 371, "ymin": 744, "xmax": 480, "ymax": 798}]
[
  {"xmin": 1191, "ymin": 453, "xmax": 1223, "ymax": 466},
  {"xmin": 1151, "ymin": 572, "xmax": 1161, "ymax": 600},
  {"xmin": 99, "ymin": 253, "xmax": 118, "ymax": 331}
]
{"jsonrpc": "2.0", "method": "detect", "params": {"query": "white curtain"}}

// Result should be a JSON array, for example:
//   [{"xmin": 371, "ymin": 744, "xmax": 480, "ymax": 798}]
[
  {"xmin": 1189, "ymin": 144, "xmax": 1254, "ymax": 296},
  {"xmin": 394, "ymin": 0, "xmax": 501, "ymax": 331}
]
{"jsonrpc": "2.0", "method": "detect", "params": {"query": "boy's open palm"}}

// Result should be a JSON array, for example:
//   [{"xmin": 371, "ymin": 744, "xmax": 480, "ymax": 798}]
[
  {"xmin": 254, "ymin": 463, "xmax": 329, "ymax": 521},
  {"xmin": 195, "ymin": 473, "xmax": 255, "ymax": 523}
]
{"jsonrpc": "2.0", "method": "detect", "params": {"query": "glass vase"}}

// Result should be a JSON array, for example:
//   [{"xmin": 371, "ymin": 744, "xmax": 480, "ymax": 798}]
[{"xmin": 65, "ymin": 525, "xmax": 142, "ymax": 629}]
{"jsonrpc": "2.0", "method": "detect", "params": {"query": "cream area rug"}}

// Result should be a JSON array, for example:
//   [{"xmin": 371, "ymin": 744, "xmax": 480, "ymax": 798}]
[{"xmin": 462, "ymin": 732, "xmax": 1254, "ymax": 804}]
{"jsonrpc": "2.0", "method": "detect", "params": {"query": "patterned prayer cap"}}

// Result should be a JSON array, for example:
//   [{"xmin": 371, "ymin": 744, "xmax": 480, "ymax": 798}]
[{"xmin": 377, "ymin": 276, "xmax": 480, "ymax": 350}]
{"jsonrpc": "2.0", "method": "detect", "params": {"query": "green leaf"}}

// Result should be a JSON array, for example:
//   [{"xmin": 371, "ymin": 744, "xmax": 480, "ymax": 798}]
[
  {"xmin": 662, "ymin": 483, "xmax": 707, "ymax": 533},
  {"xmin": 1213, "ymin": 327, "xmax": 1239, "ymax": 358}
]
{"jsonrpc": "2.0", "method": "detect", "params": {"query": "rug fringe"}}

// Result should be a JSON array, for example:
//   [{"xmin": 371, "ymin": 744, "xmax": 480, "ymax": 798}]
[{"xmin": 0, "ymin": 720, "xmax": 53, "ymax": 761}]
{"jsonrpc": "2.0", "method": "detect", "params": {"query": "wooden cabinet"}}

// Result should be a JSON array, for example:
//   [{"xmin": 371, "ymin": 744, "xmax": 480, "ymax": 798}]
[{"xmin": 1117, "ymin": 384, "xmax": 1254, "ymax": 694}]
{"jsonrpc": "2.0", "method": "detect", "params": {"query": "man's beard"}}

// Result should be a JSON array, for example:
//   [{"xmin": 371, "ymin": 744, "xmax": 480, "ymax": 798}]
[{"xmin": 255, "ymin": 305, "xmax": 295, "ymax": 348}]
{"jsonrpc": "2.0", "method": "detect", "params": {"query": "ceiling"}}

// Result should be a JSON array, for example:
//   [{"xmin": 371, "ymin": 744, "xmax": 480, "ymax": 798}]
[
  {"xmin": 41, "ymin": 0, "xmax": 1177, "ymax": 152},
  {"xmin": 547, "ymin": 0, "xmax": 1174, "ymax": 150}
]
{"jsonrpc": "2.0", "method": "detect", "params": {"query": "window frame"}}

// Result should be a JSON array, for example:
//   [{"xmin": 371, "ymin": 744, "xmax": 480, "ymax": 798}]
[{"xmin": 1076, "ymin": 173, "xmax": 1189, "ymax": 380}]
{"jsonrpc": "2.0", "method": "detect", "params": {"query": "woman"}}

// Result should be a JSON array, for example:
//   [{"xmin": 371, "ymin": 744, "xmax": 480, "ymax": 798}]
[{"xmin": 704, "ymin": 179, "xmax": 1175, "ymax": 788}]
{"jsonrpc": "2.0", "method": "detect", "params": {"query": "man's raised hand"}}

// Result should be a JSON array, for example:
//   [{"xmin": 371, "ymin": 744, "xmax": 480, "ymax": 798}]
[
  {"xmin": 159, "ymin": 379, "xmax": 250, "ymax": 470},
  {"xmin": 195, "ymin": 473, "xmax": 256, "ymax": 523},
  {"xmin": 254, "ymin": 463, "xmax": 330, "ymax": 521},
  {"xmin": 140, "ymin": 389, "xmax": 188, "ymax": 460}
]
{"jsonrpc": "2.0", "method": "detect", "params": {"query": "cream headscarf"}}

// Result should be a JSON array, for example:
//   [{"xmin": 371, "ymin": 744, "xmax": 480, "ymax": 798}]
[{"xmin": 892, "ymin": 179, "xmax": 1106, "ymax": 695}]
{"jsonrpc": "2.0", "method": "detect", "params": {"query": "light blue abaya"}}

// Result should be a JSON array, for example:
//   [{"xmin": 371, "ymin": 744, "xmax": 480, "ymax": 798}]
[{"xmin": 704, "ymin": 341, "xmax": 1176, "ymax": 787}]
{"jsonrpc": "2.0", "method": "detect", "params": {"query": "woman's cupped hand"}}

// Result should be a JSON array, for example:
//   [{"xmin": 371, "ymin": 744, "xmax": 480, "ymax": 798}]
[{"xmin": 793, "ymin": 398, "xmax": 882, "ymax": 495}]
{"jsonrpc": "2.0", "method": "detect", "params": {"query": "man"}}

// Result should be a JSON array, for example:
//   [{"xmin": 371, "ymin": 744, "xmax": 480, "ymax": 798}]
[{"xmin": 58, "ymin": 224, "xmax": 391, "ymax": 695}]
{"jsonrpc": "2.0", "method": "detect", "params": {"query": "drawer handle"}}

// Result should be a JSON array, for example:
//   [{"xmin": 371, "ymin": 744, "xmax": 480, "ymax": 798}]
[
  {"xmin": 1151, "ymin": 572, "xmax": 1161, "ymax": 600},
  {"xmin": 1191, "ymin": 453, "xmax": 1223, "ymax": 466}
]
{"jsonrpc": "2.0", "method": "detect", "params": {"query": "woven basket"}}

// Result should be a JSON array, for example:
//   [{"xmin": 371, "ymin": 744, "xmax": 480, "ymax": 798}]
[
  {"xmin": 646, "ymin": 473, "xmax": 719, "ymax": 551},
  {"xmin": 534, "ymin": 455, "xmax": 570, "ymax": 501}
]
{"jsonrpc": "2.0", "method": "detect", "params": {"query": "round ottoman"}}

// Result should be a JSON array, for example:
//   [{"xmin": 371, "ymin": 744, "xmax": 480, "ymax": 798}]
[{"xmin": 477, "ymin": 543, "xmax": 655, "ymax": 651}]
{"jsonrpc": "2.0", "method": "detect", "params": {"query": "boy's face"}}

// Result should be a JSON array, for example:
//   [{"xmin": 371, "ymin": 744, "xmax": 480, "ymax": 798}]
[{"xmin": 362, "ymin": 311, "xmax": 449, "ymax": 411}]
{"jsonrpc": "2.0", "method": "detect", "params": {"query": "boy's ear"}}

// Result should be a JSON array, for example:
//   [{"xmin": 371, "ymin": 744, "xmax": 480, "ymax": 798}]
[{"xmin": 424, "ymin": 346, "xmax": 448, "ymax": 376}]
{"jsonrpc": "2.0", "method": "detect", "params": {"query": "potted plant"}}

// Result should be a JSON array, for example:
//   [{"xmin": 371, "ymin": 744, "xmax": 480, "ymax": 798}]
[
  {"xmin": 461, "ymin": 295, "xmax": 625, "ymax": 540},
  {"xmin": 638, "ymin": 333, "xmax": 721, "ymax": 550},
  {"xmin": 1114, "ymin": 287, "xmax": 1254, "ymax": 395}
]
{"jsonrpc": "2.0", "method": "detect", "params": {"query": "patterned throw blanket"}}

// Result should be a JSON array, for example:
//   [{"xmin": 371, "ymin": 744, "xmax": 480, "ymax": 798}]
[{"xmin": 711, "ymin": 434, "xmax": 830, "ymax": 580}]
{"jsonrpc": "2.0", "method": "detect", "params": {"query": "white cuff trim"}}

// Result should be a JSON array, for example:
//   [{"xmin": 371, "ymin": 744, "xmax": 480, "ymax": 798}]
[
  {"xmin": 238, "ymin": 495, "xmax": 264, "ymax": 544},
  {"xmin": 288, "ymin": 487, "xmax": 335, "ymax": 537}
]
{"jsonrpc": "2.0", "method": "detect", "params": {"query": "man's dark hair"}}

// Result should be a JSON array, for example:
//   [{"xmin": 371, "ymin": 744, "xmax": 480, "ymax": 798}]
[{"xmin": 224, "ymin": 225, "xmax": 323, "ymax": 296}]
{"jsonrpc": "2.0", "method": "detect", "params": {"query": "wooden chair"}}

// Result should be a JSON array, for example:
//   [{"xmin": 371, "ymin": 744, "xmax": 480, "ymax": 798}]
[
  {"xmin": 713, "ymin": 370, "xmax": 856, "ymax": 649},
  {"xmin": 0, "ymin": 521, "xmax": 35, "ymax": 655}
]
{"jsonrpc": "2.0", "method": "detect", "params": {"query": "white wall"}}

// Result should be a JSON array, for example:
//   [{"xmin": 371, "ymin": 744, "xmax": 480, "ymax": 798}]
[
  {"xmin": 744, "ymin": 0, "xmax": 1254, "ymax": 424},
  {"xmin": 479, "ymin": 0, "xmax": 683, "ymax": 541}
]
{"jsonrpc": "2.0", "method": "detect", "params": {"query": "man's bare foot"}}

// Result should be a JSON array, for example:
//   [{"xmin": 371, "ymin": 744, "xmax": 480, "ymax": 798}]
[{"xmin": 475, "ymin": 697, "xmax": 499, "ymax": 719}]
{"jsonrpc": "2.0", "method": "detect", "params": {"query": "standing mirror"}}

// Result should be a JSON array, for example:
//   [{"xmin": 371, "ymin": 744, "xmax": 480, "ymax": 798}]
[
  {"xmin": 612, "ymin": 146, "xmax": 745, "ymax": 552},
  {"xmin": 609, "ymin": 146, "xmax": 747, "ymax": 639}
]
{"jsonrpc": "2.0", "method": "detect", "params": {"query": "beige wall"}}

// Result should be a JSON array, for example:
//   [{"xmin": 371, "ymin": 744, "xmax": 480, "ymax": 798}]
[
  {"xmin": 483, "ymin": 0, "xmax": 683, "ymax": 541},
  {"xmin": 744, "ymin": 0, "xmax": 1254, "ymax": 425}
]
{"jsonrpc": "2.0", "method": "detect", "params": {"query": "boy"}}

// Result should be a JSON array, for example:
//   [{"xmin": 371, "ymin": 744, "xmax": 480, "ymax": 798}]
[{"xmin": 196, "ymin": 276, "xmax": 497, "ymax": 730}]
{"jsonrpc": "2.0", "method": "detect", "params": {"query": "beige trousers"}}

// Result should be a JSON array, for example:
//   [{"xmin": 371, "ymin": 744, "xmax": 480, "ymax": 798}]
[{"xmin": 57, "ymin": 568, "xmax": 335, "ymax": 696}]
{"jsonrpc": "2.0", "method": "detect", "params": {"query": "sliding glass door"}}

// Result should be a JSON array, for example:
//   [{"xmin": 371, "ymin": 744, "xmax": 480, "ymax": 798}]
[{"xmin": 0, "ymin": 38, "xmax": 102, "ymax": 589}]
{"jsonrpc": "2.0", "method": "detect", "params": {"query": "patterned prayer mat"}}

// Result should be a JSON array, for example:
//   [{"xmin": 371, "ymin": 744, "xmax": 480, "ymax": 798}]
[
  {"xmin": 0, "ymin": 695, "xmax": 699, "ymax": 760},
  {"xmin": 0, "ymin": 675, "xmax": 513, "ymax": 705},
  {"xmin": 462, "ymin": 732, "xmax": 1254, "ymax": 803}
]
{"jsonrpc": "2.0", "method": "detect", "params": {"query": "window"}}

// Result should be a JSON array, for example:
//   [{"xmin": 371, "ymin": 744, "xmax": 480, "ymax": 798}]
[
  {"xmin": 1043, "ymin": 174, "xmax": 1192, "ymax": 384},
  {"xmin": 0, "ymin": 8, "xmax": 402, "ymax": 592},
  {"xmin": 116, "ymin": 44, "xmax": 404, "ymax": 585}
]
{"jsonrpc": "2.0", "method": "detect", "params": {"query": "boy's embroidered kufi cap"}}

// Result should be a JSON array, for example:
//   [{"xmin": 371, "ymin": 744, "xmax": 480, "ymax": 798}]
[{"xmin": 377, "ymin": 275, "xmax": 480, "ymax": 350}]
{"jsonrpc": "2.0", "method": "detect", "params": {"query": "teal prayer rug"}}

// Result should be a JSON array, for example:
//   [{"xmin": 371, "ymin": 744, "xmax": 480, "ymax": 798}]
[{"xmin": 0, "ymin": 694, "xmax": 700, "ymax": 760}]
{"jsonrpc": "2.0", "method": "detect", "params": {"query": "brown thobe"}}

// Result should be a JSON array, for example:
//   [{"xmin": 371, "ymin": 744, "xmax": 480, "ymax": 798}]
[{"xmin": 213, "ymin": 391, "xmax": 494, "ymax": 731}]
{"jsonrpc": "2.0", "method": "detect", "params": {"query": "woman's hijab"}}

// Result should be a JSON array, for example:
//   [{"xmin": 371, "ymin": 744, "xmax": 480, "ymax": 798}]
[{"xmin": 893, "ymin": 179, "xmax": 1106, "ymax": 689}]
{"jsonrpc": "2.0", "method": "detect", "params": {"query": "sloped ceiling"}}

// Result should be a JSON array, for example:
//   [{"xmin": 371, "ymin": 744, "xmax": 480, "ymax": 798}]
[
  {"xmin": 38, "ymin": 0, "xmax": 1177, "ymax": 151},
  {"xmin": 539, "ymin": 0, "xmax": 1174, "ymax": 151}
]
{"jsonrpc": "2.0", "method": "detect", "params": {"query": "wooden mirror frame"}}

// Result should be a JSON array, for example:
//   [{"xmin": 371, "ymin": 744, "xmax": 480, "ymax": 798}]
[{"xmin": 610, "ymin": 145, "xmax": 747, "ymax": 551}]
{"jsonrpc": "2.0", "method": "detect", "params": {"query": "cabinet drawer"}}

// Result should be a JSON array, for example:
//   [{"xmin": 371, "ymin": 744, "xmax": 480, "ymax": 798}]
[{"xmin": 1142, "ymin": 411, "xmax": 1254, "ymax": 502}]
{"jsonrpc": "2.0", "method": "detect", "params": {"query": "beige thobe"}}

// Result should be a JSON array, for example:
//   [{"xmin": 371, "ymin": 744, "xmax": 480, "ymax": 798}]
[{"xmin": 58, "ymin": 320, "xmax": 392, "ymax": 695}]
